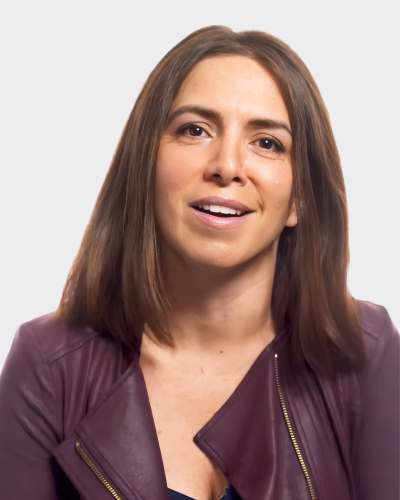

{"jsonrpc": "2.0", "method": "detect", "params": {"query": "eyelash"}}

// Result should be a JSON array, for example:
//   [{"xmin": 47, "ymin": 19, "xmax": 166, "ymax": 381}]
[{"xmin": 175, "ymin": 123, "xmax": 285, "ymax": 154}]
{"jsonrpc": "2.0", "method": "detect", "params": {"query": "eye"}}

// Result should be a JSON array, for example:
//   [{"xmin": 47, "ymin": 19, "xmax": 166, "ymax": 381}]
[
  {"xmin": 255, "ymin": 137, "xmax": 285, "ymax": 154},
  {"xmin": 176, "ymin": 123, "xmax": 208, "ymax": 137},
  {"xmin": 175, "ymin": 124, "xmax": 285, "ymax": 154}
]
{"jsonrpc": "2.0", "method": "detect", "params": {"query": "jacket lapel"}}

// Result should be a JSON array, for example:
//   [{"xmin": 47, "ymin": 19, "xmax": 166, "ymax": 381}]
[
  {"xmin": 53, "ymin": 358, "xmax": 169, "ymax": 499},
  {"xmin": 53, "ymin": 327, "xmax": 304, "ymax": 500},
  {"xmin": 193, "ymin": 328, "xmax": 307, "ymax": 499}
]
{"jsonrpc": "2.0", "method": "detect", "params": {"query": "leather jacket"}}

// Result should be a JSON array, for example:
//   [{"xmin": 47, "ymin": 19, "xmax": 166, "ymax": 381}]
[{"xmin": 0, "ymin": 299, "xmax": 398, "ymax": 499}]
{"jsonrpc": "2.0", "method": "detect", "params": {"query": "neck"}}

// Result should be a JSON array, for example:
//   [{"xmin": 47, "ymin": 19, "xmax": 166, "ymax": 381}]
[{"xmin": 145, "ymin": 243, "xmax": 278, "ymax": 357}]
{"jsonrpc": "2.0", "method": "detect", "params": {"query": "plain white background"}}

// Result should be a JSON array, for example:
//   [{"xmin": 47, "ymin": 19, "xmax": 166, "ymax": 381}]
[{"xmin": 1, "ymin": 1, "xmax": 399, "ymax": 369}]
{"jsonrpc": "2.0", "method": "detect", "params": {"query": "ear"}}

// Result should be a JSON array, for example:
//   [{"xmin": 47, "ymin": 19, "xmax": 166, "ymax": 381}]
[{"xmin": 285, "ymin": 200, "xmax": 298, "ymax": 228}]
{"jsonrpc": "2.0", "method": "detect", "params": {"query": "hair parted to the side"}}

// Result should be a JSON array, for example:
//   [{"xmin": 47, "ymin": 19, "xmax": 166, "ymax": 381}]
[{"xmin": 55, "ymin": 25, "xmax": 367, "ymax": 376}]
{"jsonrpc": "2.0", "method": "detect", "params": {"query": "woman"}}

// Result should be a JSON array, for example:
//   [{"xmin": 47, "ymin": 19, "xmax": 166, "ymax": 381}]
[{"xmin": 0, "ymin": 25, "xmax": 398, "ymax": 500}]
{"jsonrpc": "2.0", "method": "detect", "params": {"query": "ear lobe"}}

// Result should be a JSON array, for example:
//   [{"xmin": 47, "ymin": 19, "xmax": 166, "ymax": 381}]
[{"xmin": 285, "ymin": 200, "xmax": 298, "ymax": 228}]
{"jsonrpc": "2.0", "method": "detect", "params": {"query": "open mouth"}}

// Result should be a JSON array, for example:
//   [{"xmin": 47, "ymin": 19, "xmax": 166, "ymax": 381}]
[{"xmin": 193, "ymin": 206, "xmax": 247, "ymax": 218}]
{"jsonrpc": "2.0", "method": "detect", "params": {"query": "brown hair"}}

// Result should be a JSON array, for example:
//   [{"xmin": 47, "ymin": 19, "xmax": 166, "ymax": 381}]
[{"xmin": 55, "ymin": 25, "xmax": 367, "ymax": 375}]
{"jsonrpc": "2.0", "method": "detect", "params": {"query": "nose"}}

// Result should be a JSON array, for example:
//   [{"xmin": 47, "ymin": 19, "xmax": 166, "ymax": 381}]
[{"xmin": 204, "ymin": 133, "xmax": 247, "ymax": 186}]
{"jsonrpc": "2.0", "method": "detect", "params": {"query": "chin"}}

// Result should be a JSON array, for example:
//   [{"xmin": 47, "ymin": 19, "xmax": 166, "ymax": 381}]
[{"xmin": 178, "ymin": 245, "xmax": 254, "ymax": 271}]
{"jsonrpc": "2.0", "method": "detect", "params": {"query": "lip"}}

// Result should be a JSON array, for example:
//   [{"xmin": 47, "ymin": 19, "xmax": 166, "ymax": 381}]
[
  {"xmin": 189, "ymin": 196, "xmax": 254, "ymax": 213},
  {"xmin": 190, "ymin": 206, "xmax": 254, "ymax": 229}
]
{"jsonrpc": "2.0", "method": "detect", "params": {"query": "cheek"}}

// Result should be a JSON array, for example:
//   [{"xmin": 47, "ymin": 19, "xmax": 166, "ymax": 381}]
[
  {"xmin": 253, "ymin": 160, "xmax": 293, "ymax": 211},
  {"xmin": 155, "ymin": 144, "xmax": 201, "ymax": 193},
  {"xmin": 154, "ymin": 144, "xmax": 201, "ymax": 230}
]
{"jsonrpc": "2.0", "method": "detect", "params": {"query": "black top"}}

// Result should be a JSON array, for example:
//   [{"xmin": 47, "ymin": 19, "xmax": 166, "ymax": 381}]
[{"xmin": 168, "ymin": 484, "xmax": 241, "ymax": 499}]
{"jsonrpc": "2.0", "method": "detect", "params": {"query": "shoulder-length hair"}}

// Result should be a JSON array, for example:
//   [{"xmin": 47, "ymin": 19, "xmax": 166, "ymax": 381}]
[{"xmin": 55, "ymin": 25, "xmax": 367, "ymax": 375}]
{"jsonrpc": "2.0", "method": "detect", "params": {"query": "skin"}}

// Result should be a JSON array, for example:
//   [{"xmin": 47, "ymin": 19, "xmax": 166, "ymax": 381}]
[
  {"xmin": 146, "ymin": 54, "xmax": 296, "ymax": 357},
  {"xmin": 139, "ymin": 54, "xmax": 298, "ymax": 499}
]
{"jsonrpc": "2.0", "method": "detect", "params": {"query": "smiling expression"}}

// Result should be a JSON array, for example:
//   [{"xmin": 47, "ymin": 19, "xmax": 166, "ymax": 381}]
[{"xmin": 154, "ymin": 55, "xmax": 297, "ymax": 270}]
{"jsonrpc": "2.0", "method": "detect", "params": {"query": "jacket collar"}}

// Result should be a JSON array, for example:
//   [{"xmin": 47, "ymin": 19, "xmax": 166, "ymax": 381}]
[{"xmin": 53, "ymin": 328, "xmax": 290, "ymax": 499}]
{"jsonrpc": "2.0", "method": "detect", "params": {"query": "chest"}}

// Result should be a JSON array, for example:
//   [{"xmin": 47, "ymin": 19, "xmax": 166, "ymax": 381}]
[
  {"xmin": 139, "ymin": 354, "xmax": 254, "ymax": 500},
  {"xmin": 53, "ymin": 338, "xmax": 355, "ymax": 500}
]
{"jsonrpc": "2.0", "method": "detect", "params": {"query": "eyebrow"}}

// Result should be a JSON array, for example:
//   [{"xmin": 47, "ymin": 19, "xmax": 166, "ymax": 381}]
[{"xmin": 165, "ymin": 104, "xmax": 292, "ymax": 137}]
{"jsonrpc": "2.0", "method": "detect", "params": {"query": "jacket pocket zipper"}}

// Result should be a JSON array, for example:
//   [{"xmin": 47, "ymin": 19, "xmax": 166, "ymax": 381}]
[
  {"xmin": 75, "ymin": 440, "xmax": 123, "ymax": 499},
  {"xmin": 273, "ymin": 353, "xmax": 317, "ymax": 500}
]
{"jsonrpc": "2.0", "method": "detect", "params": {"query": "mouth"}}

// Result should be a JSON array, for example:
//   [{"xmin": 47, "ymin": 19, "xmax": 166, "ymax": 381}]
[
  {"xmin": 191, "ymin": 205, "xmax": 250, "ymax": 218},
  {"xmin": 189, "ymin": 205, "xmax": 254, "ymax": 229}
]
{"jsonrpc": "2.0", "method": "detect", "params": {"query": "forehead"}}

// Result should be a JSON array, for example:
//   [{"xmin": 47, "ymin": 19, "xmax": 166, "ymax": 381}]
[{"xmin": 172, "ymin": 55, "xmax": 289, "ymax": 123}]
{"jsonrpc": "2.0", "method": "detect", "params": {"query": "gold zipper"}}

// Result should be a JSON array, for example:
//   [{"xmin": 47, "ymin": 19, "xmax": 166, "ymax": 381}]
[
  {"xmin": 273, "ymin": 353, "xmax": 317, "ymax": 500},
  {"xmin": 75, "ymin": 440, "xmax": 123, "ymax": 499}
]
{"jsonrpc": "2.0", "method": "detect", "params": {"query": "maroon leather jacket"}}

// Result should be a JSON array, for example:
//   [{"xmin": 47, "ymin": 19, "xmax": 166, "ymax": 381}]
[{"xmin": 0, "ymin": 299, "xmax": 399, "ymax": 499}]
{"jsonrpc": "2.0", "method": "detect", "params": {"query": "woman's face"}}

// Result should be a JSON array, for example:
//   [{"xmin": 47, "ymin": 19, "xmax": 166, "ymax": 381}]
[{"xmin": 154, "ymin": 55, "xmax": 297, "ymax": 270}]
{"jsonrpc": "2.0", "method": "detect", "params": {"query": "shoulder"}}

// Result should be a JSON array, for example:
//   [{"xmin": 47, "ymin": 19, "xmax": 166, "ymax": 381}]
[
  {"xmin": 350, "ymin": 301, "xmax": 399, "ymax": 499},
  {"xmin": 349, "ymin": 299, "xmax": 399, "ymax": 416},
  {"xmin": 16, "ymin": 311, "xmax": 102, "ymax": 364},
  {"xmin": 312, "ymin": 299, "xmax": 398, "ymax": 415},
  {"xmin": 356, "ymin": 299, "xmax": 396, "ymax": 339},
  {"xmin": 2, "ymin": 312, "xmax": 134, "ymax": 435},
  {"xmin": 355, "ymin": 298, "xmax": 399, "ymax": 363},
  {"xmin": 13, "ymin": 311, "xmax": 132, "ymax": 371},
  {"xmin": 4, "ymin": 311, "xmax": 132, "ymax": 399}
]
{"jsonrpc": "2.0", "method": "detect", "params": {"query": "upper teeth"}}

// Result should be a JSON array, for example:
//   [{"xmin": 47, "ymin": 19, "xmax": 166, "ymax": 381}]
[{"xmin": 197, "ymin": 204, "xmax": 244, "ymax": 216}]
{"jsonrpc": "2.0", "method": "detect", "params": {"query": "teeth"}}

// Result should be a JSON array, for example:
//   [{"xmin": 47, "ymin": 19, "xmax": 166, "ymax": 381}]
[{"xmin": 198, "ymin": 204, "xmax": 243, "ymax": 216}]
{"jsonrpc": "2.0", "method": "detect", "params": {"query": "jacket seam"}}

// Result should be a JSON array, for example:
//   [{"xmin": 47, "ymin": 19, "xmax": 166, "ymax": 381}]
[
  {"xmin": 22, "ymin": 313, "xmax": 103, "ymax": 366},
  {"xmin": 350, "ymin": 305, "xmax": 395, "ymax": 440},
  {"xmin": 20, "ymin": 323, "xmax": 64, "ymax": 442},
  {"xmin": 350, "ymin": 306, "xmax": 392, "ymax": 428},
  {"xmin": 363, "ymin": 306, "xmax": 392, "ymax": 370},
  {"xmin": 359, "ymin": 302, "xmax": 388, "ymax": 341},
  {"xmin": 47, "ymin": 332, "xmax": 102, "ymax": 365}
]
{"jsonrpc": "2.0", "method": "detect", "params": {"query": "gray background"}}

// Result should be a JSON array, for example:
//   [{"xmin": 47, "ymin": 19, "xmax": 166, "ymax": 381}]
[{"xmin": 1, "ymin": 0, "xmax": 399, "ymax": 368}]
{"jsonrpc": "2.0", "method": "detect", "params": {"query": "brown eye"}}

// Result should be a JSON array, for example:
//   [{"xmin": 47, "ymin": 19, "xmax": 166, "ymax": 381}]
[
  {"xmin": 176, "ymin": 123, "xmax": 207, "ymax": 137},
  {"xmin": 257, "ymin": 137, "xmax": 285, "ymax": 153}
]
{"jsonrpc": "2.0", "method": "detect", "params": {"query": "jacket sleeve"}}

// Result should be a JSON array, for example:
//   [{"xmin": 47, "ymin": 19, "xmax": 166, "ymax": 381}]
[
  {"xmin": 0, "ymin": 323, "xmax": 76, "ymax": 499},
  {"xmin": 351, "ymin": 305, "xmax": 400, "ymax": 500}
]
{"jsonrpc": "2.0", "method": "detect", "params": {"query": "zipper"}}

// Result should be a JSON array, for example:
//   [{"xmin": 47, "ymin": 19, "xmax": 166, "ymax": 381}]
[
  {"xmin": 75, "ymin": 440, "xmax": 123, "ymax": 499},
  {"xmin": 273, "ymin": 353, "xmax": 317, "ymax": 500}
]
